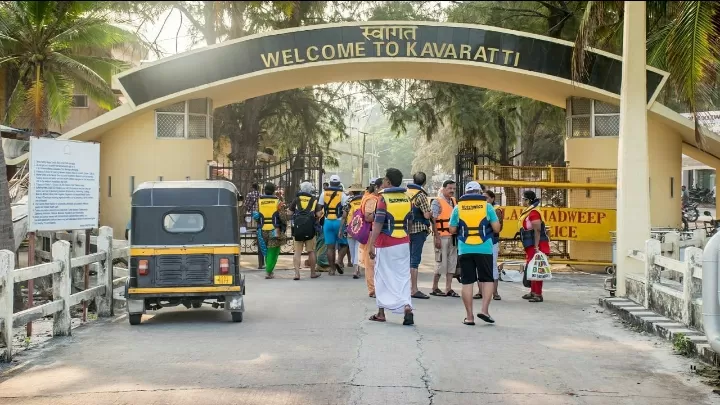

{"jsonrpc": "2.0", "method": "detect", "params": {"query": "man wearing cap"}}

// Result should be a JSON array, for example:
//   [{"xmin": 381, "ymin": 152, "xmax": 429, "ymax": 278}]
[
  {"xmin": 449, "ymin": 181, "xmax": 501, "ymax": 325},
  {"xmin": 359, "ymin": 177, "xmax": 382, "ymax": 297},
  {"xmin": 318, "ymin": 175, "xmax": 350, "ymax": 275}
]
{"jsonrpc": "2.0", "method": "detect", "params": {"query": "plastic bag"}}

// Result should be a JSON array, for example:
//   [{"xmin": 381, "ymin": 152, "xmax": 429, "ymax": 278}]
[{"xmin": 526, "ymin": 252, "xmax": 552, "ymax": 281}]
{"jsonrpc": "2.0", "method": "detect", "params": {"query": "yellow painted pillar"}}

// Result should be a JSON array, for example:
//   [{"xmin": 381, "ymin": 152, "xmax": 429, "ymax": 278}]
[{"xmin": 616, "ymin": 1, "xmax": 650, "ymax": 296}]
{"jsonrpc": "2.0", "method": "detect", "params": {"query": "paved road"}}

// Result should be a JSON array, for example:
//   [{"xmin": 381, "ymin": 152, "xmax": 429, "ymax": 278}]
[{"xmin": 0, "ymin": 250, "xmax": 716, "ymax": 404}]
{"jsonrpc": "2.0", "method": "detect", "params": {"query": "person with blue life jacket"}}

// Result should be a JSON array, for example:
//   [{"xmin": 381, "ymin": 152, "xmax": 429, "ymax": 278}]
[
  {"xmin": 406, "ymin": 172, "xmax": 432, "ymax": 300},
  {"xmin": 367, "ymin": 168, "xmax": 415, "ymax": 326},
  {"xmin": 288, "ymin": 181, "xmax": 323, "ymax": 281},
  {"xmin": 449, "ymin": 181, "xmax": 501, "ymax": 325},
  {"xmin": 318, "ymin": 175, "xmax": 350, "ymax": 275}
]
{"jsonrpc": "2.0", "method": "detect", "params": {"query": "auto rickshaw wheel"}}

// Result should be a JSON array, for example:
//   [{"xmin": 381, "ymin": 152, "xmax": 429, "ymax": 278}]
[
  {"xmin": 129, "ymin": 314, "xmax": 142, "ymax": 325},
  {"xmin": 231, "ymin": 312, "xmax": 243, "ymax": 323},
  {"xmin": 191, "ymin": 301, "xmax": 202, "ymax": 308}
]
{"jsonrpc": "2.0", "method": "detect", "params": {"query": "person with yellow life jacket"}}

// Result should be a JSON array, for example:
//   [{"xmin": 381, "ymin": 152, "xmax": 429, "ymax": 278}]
[
  {"xmin": 430, "ymin": 179, "xmax": 459, "ymax": 297},
  {"xmin": 339, "ymin": 185, "xmax": 365, "ymax": 279},
  {"xmin": 288, "ymin": 181, "xmax": 323, "ymax": 281},
  {"xmin": 254, "ymin": 182, "xmax": 287, "ymax": 279},
  {"xmin": 318, "ymin": 175, "xmax": 350, "ymax": 276},
  {"xmin": 519, "ymin": 190, "xmax": 551, "ymax": 303},
  {"xmin": 449, "ymin": 181, "xmax": 501, "ymax": 325},
  {"xmin": 367, "ymin": 168, "xmax": 415, "ymax": 326}
]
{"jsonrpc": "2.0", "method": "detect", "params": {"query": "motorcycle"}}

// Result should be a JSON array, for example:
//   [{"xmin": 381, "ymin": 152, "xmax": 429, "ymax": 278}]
[
  {"xmin": 703, "ymin": 210, "xmax": 720, "ymax": 237},
  {"xmin": 682, "ymin": 202, "xmax": 699, "ymax": 222}
]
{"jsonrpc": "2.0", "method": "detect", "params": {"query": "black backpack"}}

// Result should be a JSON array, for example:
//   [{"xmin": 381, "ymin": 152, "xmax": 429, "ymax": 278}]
[{"xmin": 292, "ymin": 197, "xmax": 316, "ymax": 241}]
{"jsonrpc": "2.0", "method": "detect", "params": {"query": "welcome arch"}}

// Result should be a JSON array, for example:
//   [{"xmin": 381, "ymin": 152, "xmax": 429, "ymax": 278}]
[{"xmin": 9, "ymin": 20, "xmax": 720, "ymax": 243}]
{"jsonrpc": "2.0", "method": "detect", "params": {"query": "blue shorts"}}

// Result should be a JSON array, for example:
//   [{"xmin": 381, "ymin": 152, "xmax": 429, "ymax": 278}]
[
  {"xmin": 409, "ymin": 232, "xmax": 428, "ymax": 269},
  {"xmin": 323, "ymin": 219, "xmax": 344, "ymax": 246}
]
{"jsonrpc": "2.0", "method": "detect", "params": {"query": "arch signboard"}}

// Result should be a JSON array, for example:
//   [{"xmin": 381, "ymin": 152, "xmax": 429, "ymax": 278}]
[{"xmin": 116, "ymin": 21, "xmax": 667, "ymax": 109}]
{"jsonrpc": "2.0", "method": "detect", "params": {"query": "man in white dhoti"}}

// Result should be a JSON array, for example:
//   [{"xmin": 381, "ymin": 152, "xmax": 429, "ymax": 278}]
[{"xmin": 367, "ymin": 168, "xmax": 414, "ymax": 325}]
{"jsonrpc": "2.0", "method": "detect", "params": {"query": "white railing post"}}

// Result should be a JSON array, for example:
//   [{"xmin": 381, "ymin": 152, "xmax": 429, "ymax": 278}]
[
  {"xmin": 0, "ymin": 250, "xmax": 15, "ymax": 361},
  {"xmin": 52, "ymin": 241, "xmax": 72, "ymax": 336},
  {"xmin": 665, "ymin": 231, "xmax": 680, "ymax": 260},
  {"xmin": 684, "ymin": 246, "xmax": 703, "ymax": 326},
  {"xmin": 644, "ymin": 238, "xmax": 661, "ymax": 308},
  {"xmin": 96, "ymin": 227, "xmax": 113, "ymax": 317},
  {"xmin": 692, "ymin": 229, "xmax": 706, "ymax": 248}
]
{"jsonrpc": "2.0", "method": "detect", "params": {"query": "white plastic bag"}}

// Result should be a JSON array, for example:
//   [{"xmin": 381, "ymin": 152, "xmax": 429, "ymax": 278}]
[{"xmin": 526, "ymin": 252, "xmax": 552, "ymax": 281}]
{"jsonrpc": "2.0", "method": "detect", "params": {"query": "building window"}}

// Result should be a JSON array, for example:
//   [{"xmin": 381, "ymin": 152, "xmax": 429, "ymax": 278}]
[
  {"xmin": 155, "ymin": 98, "xmax": 213, "ymax": 140},
  {"xmin": 108, "ymin": 176, "xmax": 112, "ymax": 197},
  {"xmin": 158, "ymin": 176, "xmax": 163, "ymax": 181},
  {"xmin": 72, "ymin": 94, "xmax": 89, "ymax": 108},
  {"xmin": 567, "ymin": 98, "xmax": 620, "ymax": 138}
]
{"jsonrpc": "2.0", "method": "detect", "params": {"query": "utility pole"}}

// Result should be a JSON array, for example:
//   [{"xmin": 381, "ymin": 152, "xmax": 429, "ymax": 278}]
[{"xmin": 360, "ymin": 131, "xmax": 367, "ymax": 184}]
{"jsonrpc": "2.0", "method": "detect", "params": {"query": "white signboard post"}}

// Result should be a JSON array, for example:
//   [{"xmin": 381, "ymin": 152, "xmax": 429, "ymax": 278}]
[{"xmin": 28, "ymin": 138, "xmax": 100, "ymax": 232}]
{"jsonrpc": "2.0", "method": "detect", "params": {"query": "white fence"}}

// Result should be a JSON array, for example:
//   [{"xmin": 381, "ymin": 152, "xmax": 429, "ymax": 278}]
[
  {"xmin": 626, "ymin": 234, "xmax": 704, "ymax": 327},
  {"xmin": 0, "ymin": 226, "xmax": 128, "ymax": 362}
]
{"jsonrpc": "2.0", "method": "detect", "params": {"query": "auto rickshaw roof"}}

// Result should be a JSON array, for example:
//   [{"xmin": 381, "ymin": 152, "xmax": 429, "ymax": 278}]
[
  {"xmin": 135, "ymin": 180, "xmax": 238, "ymax": 193},
  {"xmin": 132, "ymin": 180, "xmax": 240, "ymax": 207}
]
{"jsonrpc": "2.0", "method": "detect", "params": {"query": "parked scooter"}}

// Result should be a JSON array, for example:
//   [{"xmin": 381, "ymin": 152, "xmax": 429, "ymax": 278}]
[
  {"xmin": 683, "ymin": 201, "xmax": 700, "ymax": 222},
  {"xmin": 703, "ymin": 210, "xmax": 719, "ymax": 237}
]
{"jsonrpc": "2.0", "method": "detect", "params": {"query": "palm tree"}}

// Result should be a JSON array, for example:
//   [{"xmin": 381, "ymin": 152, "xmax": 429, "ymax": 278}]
[
  {"xmin": 0, "ymin": 1, "xmax": 139, "ymax": 134},
  {"xmin": 572, "ymin": 1, "xmax": 720, "ymax": 146}
]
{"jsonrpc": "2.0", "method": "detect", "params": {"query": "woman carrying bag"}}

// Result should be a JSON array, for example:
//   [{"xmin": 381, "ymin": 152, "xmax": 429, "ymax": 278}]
[{"xmin": 518, "ymin": 190, "xmax": 551, "ymax": 303}]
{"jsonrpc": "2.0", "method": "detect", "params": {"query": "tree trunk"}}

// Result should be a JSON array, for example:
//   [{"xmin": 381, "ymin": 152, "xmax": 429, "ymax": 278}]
[
  {"xmin": 231, "ymin": 96, "xmax": 266, "ymax": 197},
  {"xmin": 202, "ymin": 1, "xmax": 217, "ymax": 45},
  {"xmin": 497, "ymin": 114, "xmax": 519, "ymax": 206}
]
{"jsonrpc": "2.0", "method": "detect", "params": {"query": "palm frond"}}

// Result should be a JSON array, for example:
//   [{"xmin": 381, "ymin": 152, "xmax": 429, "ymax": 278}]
[{"xmin": 43, "ymin": 71, "xmax": 74, "ymax": 125}]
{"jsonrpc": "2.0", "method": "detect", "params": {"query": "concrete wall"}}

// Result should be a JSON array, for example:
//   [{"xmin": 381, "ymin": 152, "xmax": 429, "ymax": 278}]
[
  {"xmin": 99, "ymin": 111, "xmax": 213, "ymax": 238},
  {"xmin": 49, "ymin": 100, "xmax": 107, "ymax": 134}
]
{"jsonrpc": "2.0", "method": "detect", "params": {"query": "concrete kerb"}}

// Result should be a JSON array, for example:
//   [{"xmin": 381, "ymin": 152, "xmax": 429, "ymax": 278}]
[{"xmin": 599, "ymin": 297, "xmax": 719, "ymax": 367}]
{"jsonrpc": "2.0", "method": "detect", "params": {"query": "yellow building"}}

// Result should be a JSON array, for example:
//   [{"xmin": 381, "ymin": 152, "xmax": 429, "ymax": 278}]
[{"xmin": 4, "ymin": 21, "xmax": 720, "ymax": 242}]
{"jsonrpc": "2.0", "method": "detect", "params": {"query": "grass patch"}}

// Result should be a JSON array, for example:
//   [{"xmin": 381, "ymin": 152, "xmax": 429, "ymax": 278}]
[{"xmin": 673, "ymin": 333, "xmax": 692, "ymax": 356}]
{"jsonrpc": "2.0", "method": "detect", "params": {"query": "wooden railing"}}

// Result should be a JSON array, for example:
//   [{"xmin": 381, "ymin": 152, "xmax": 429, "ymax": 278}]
[{"xmin": 0, "ymin": 226, "xmax": 128, "ymax": 362}]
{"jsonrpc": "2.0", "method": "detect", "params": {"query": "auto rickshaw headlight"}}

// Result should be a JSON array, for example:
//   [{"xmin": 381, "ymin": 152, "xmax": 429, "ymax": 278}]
[
  {"xmin": 220, "ymin": 258, "xmax": 230, "ymax": 274},
  {"xmin": 138, "ymin": 259, "xmax": 149, "ymax": 276}
]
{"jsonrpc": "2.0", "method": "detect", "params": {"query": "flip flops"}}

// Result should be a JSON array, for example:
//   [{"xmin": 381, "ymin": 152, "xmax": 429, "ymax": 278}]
[
  {"xmin": 473, "ymin": 293, "xmax": 482, "ymax": 300},
  {"xmin": 463, "ymin": 318, "xmax": 475, "ymax": 326},
  {"xmin": 310, "ymin": 273, "xmax": 321, "ymax": 279},
  {"xmin": 493, "ymin": 294, "xmax": 502, "ymax": 300},
  {"xmin": 446, "ymin": 289, "xmax": 460, "ymax": 298},
  {"xmin": 335, "ymin": 264, "xmax": 344, "ymax": 275},
  {"xmin": 476, "ymin": 313, "xmax": 495, "ymax": 324},
  {"xmin": 369, "ymin": 314, "xmax": 386, "ymax": 322},
  {"xmin": 430, "ymin": 289, "xmax": 446, "ymax": 296},
  {"xmin": 412, "ymin": 291, "xmax": 430, "ymax": 300}
]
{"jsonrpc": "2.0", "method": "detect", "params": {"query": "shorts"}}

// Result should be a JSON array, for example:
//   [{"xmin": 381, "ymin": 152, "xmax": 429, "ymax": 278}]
[
  {"xmin": 294, "ymin": 237, "xmax": 316, "ymax": 253},
  {"xmin": 409, "ymin": 232, "xmax": 428, "ymax": 269},
  {"xmin": 323, "ymin": 219, "xmax": 342, "ymax": 246},
  {"xmin": 434, "ymin": 236, "xmax": 458, "ymax": 275},
  {"xmin": 459, "ymin": 253, "xmax": 494, "ymax": 285},
  {"xmin": 492, "ymin": 243, "xmax": 499, "ymax": 280}
]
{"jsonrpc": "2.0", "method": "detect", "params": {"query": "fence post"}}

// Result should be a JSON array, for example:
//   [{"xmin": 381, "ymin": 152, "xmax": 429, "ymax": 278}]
[
  {"xmin": 664, "ymin": 231, "xmax": 680, "ymax": 260},
  {"xmin": 0, "ymin": 250, "xmax": 15, "ymax": 362},
  {"xmin": 52, "ymin": 241, "xmax": 72, "ymax": 336},
  {"xmin": 96, "ymin": 227, "xmax": 113, "ymax": 317},
  {"xmin": 692, "ymin": 229, "xmax": 706, "ymax": 248},
  {"xmin": 683, "ymin": 247, "xmax": 703, "ymax": 326},
  {"xmin": 644, "ymin": 238, "xmax": 661, "ymax": 309}
]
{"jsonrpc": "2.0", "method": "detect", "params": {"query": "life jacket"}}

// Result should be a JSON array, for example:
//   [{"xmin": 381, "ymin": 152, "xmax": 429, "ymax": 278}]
[
  {"xmin": 257, "ymin": 195, "xmax": 280, "ymax": 231},
  {"xmin": 378, "ymin": 187, "xmax": 412, "ymax": 238},
  {"xmin": 323, "ymin": 186, "xmax": 344, "ymax": 220},
  {"xmin": 434, "ymin": 196, "xmax": 456, "ymax": 237},
  {"xmin": 456, "ymin": 194, "xmax": 494, "ymax": 245},
  {"xmin": 518, "ymin": 205, "xmax": 550, "ymax": 248},
  {"xmin": 492, "ymin": 204, "xmax": 503, "ymax": 244},
  {"xmin": 295, "ymin": 192, "xmax": 317, "ymax": 213},
  {"xmin": 346, "ymin": 195, "xmax": 363, "ymax": 222},
  {"xmin": 406, "ymin": 184, "xmax": 430, "ymax": 227}
]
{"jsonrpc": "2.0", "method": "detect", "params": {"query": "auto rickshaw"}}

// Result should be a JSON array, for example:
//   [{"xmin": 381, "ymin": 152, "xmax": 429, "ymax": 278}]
[{"xmin": 125, "ymin": 180, "xmax": 246, "ymax": 325}]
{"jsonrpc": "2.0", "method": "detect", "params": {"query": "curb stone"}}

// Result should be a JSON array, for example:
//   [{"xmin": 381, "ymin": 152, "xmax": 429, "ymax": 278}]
[{"xmin": 600, "ymin": 297, "xmax": 720, "ymax": 367}]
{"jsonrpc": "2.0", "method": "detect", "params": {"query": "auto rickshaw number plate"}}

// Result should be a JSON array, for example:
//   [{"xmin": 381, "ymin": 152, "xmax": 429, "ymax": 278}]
[{"xmin": 214, "ymin": 275, "xmax": 233, "ymax": 284}]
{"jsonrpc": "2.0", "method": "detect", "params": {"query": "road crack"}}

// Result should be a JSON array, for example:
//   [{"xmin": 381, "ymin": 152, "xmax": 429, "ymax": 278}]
[{"xmin": 413, "ymin": 326, "xmax": 434, "ymax": 405}]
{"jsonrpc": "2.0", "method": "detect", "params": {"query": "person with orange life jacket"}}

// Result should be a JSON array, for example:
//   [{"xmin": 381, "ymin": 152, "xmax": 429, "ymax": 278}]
[
  {"xmin": 519, "ymin": 190, "xmax": 551, "ymax": 303},
  {"xmin": 430, "ymin": 179, "xmax": 459, "ymax": 297},
  {"xmin": 367, "ymin": 168, "xmax": 415, "ymax": 326},
  {"xmin": 318, "ymin": 175, "xmax": 350, "ymax": 276},
  {"xmin": 358, "ymin": 178, "xmax": 382, "ymax": 297},
  {"xmin": 339, "ymin": 185, "xmax": 365, "ymax": 279}
]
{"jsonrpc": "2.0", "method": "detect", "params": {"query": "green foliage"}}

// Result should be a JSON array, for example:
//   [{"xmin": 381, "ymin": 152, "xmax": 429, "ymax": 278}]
[
  {"xmin": 672, "ymin": 332, "xmax": 692, "ymax": 356},
  {"xmin": 0, "ymin": 1, "xmax": 142, "ymax": 131}
]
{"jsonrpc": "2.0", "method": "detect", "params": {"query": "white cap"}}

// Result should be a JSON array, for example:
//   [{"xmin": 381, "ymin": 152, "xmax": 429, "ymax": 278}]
[
  {"xmin": 369, "ymin": 177, "xmax": 378, "ymax": 185},
  {"xmin": 329, "ymin": 174, "xmax": 341, "ymax": 183},
  {"xmin": 465, "ymin": 181, "xmax": 482, "ymax": 192},
  {"xmin": 299, "ymin": 181, "xmax": 314, "ymax": 193}
]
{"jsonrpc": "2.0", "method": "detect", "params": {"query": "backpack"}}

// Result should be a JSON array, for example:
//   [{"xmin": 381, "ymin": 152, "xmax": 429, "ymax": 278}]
[{"xmin": 292, "ymin": 197, "xmax": 316, "ymax": 241}]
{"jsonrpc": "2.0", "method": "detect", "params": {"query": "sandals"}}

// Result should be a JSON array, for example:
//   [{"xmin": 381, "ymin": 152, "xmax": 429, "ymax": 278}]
[
  {"xmin": 403, "ymin": 311, "xmax": 414, "ymax": 326},
  {"xmin": 311, "ymin": 273, "xmax": 321, "ymax": 279},
  {"xmin": 369, "ymin": 314, "xmax": 386, "ymax": 322},
  {"xmin": 493, "ymin": 293, "xmax": 502, "ymax": 301},
  {"xmin": 473, "ymin": 293, "xmax": 482, "ymax": 300},
  {"xmin": 412, "ymin": 291, "xmax": 430, "ymax": 300},
  {"xmin": 463, "ymin": 318, "xmax": 475, "ymax": 326},
  {"xmin": 265, "ymin": 273, "xmax": 275, "ymax": 279},
  {"xmin": 529, "ymin": 295, "xmax": 544, "ymax": 303},
  {"xmin": 430, "ymin": 288, "xmax": 446, "ymax": 296},
  {"xmin": 369, "ymin": 293, "xmax": 376, "ymax": 298},
  {"xmin": 476, "ymin": 313, "xmax": 495, "ymax": 324},
  {"xmin": 522, "ymin": 293, "xmax": 534, "ymax": 300},
  {"xmin": 446, "ymin": 289, "xmax": 460, "ymax": 298},
  {"xmin": 293, "ymin": 276, "xmax": 300, "ymax": 281},
  {"xmin": 335, "ymin": 264, "xmax": 344, "ymax": 275}
]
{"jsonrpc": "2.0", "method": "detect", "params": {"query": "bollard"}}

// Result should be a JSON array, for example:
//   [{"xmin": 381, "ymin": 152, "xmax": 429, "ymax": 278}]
[{"xmin": 52, "ymin": 241, "xmax": 72, "ymax": 337}]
